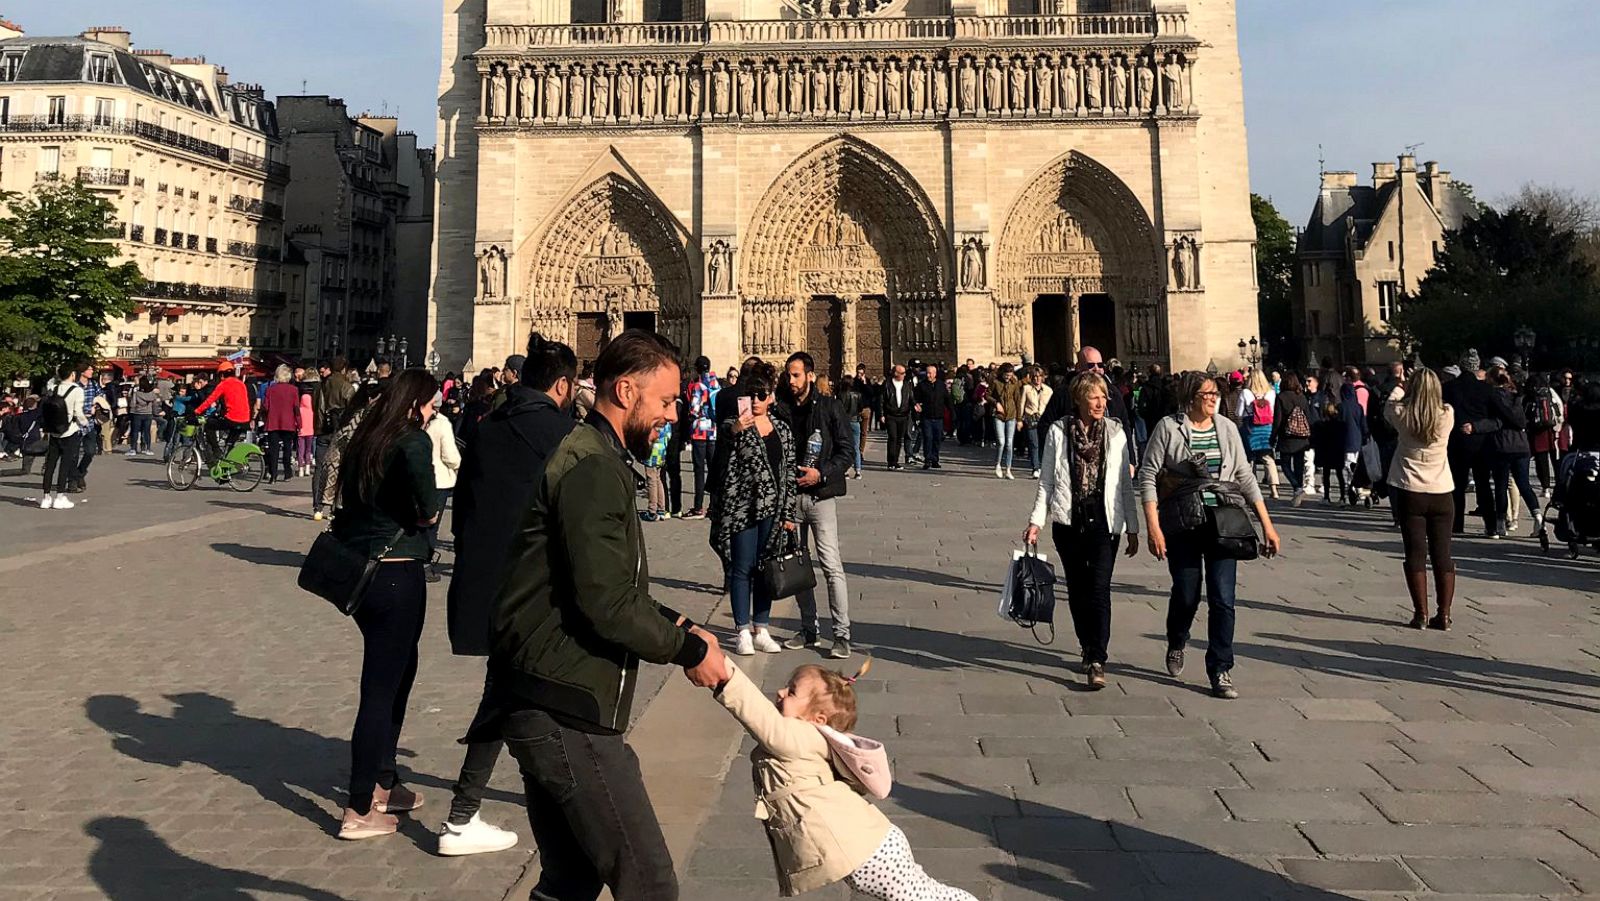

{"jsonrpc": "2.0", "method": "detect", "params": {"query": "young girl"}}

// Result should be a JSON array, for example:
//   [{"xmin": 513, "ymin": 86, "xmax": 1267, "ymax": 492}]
[{"xmin": 713, "ymin": 660, "xmax": 977, "ymax": 901}]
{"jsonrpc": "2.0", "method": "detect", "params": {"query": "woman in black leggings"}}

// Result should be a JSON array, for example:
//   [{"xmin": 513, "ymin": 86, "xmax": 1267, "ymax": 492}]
[
  {"xmin": 1383, "ymin": 368, "xmax": 1456, "ymax": 630},
  {"xmin": 329, "ymin": 368, "xmax": 441, "ymax": 839}
]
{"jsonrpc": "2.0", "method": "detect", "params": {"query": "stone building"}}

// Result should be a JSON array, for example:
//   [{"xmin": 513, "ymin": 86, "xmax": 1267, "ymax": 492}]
[
  {"xmin": 0, "ymin": 22, "xmax": 296, "ymax": 374},
  {"xmin": 432, "ymin": 0, "xmax": 1255, "ymax": 376},
  {"xmin": 1294, "ymin": 154, "xmax": 1478, "ymax": 366},
  {"xmin": 278, "ymin": 97, "xmax": 435, "ymax": 366}
]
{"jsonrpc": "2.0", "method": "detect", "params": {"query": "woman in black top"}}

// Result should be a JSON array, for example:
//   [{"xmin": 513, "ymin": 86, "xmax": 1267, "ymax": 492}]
[
  {"xmin": 330, "ymin": 368, "xmax": 441, "ymax": 840},
  {"xmin": 1272, "ymin": 374, "xmax": 1315, "ymax": 506}
]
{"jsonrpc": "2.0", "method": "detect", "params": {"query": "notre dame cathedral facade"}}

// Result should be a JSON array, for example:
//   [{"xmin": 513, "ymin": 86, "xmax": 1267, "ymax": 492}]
[{"xmin": 430, "ymin": 0, "xmax": 1256, "ymax": 378}]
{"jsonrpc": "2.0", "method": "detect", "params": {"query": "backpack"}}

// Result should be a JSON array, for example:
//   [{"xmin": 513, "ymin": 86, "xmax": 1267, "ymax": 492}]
[
  {"xmin": 1285, "ymin": 402, "xmax": 1312, "ymax": 438},
  {"xmin": 1526, "ymin": 394, "xmax": 1556, "ymax": 432},
  {"xmin": 1251, "ymin": 396, "xmax": 1273, "ymax": 427},
  {"xmin": 39, "ymin": 386, "xmax": 72, "ymax": 435}
]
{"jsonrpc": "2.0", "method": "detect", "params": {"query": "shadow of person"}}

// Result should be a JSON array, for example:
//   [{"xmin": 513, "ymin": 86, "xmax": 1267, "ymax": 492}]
[
  {"xmin": 83, "ymin": 692, "xmax": 519, "ymax": 836},
  {"xmin": 86, "ymin": 816, "xmax": 346, "ymax": 901},
  {"xmin": 891, "ymin": 776, "xmax": 1356, "ymax": 900},
  {"xmin": 209, "ymin": 542, "xmax": 306, "ymax": 567}
]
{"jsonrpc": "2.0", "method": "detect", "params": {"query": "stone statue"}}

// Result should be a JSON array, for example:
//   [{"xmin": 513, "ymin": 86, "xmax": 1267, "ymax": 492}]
[
  {"xmin": 1136, "ymin": 56, "xmax": 1154, "ymax": 111},
  {"xmin": 617, "ymin": 65, "xmax": 635, "ymax": 118},
  {"xmin": 1163, "ymin": 56, "xmax": 1184, "ymax": 109},
  {"xmin": 711, "ymin": 61, "xmax": 732, "ymax": 116},
  {"xmin": 958, "ymin": 58, "xmax": 976, "ymax": 112},
  {"xmin": 885, "ymin": 60, "xmax": 903, "ymax": 115},
  {"xmin": 518, "ymin": 68, "xmax": 535, "ymax": 119},
  {"xmin": 640, "ymin": 64, "xmax": 658, "ymax": 118},
  {"xmin": 737, "ymin": 62, "xmax": 756, "ymax": 117},
  {"xmin": 1171, "ymin": 239, "xmax": 1190, "ymax": 289},
  {"xmin": 1184, "ymin": 237, "xmax": 1199, "ymax": 287},
  {"xmin": 544, "ymin": 66, "xmax": 563, "ymax": 118},
  {"xmin": 1084, "ymin": 58, "xmax": 1102, "ymax": 109},
  {"xmin": 985, "ymin": 58, "xmax": 1004, "ymax": 112},
  {"xmin": 708, "ymin": 241, "xmax": 731, "ymax": 294},
  {"xmin": 960, "ymin": 240, "xmax": 984, "ymax": 291},
  {"xmin": 593, "ymin": 66, "xmax": 611, "ymax": 119},
  {"xmin": 687, "ymin": 64, "xmax": 702, "ymax": 117},
  {"xmin": 860, "ymin": 61, "xmax": 879, "ymax": 115},
  {"xmin": 664, "ymin": 62, "xmax": 680, "ymax": 117},
  {"xmin": 1035, "ymin": 59, "xmax": 1055, "ymax": 111},
  {"xmin": 1109, "ymin": 57, "xmax": 1127, "ymax": 111},
  {"xmin": 788, "ymin": 61, "xmax": 806, "ymax": 114},
  {"xmin": 601, "ymin": 301, "xmax": 624, "ymax": 345},
  {"xmin": 569, "ymin": 65, "xmax": 587, "ymax": 119},
  {"xmin": 479, "ymin": 249, "xmax": 502, "ymax": 298},
  {"xmin": 811, "ymin": 62, "xmax": 829, "ymax": 115},
  {"xmin": 909, "ymin": 59, "xmax": 926, "ymax": 113},
  {"xmin": 1009, "ymin": 59, "xmax": 1027, "ymax": 112},
  {"xmin": 762, "ymin": 62, "xmax": 780, "ymax": 116},
  {"xmin": 837, "ymin": 62, "xmax": 854, "ymax": 114},
  {"xmin": 1060, "ymin": 57, "xmax": 1079, "ymax": 111},
  {"xmin": 488, "ymin": 66, "xmax": 508, "ymax": 118}
]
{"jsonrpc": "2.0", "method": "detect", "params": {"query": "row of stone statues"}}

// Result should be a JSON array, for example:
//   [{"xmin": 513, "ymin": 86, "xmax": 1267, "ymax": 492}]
[
  {"xmin": 481, "ymin": 52, "xmax": 1193, "ymax": 123},
  {"xmin": 742, "ymin": 301, "xmax": 797, "ymax": 356}
]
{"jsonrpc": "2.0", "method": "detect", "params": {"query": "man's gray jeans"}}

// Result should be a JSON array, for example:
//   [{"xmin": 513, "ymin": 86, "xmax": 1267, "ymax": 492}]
[{"xmin": 795, "ymin": 494, "xmax": 850, "ymax": 640}]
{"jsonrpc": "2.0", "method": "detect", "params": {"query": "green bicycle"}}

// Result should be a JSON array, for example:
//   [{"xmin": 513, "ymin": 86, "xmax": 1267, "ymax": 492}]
[{"xmin": 166, "ymin": 419, "xmax": 266, "ymax": 491}]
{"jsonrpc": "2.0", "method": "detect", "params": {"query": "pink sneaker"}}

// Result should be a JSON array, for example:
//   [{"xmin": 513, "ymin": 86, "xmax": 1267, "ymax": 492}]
[
  {"xmin": 372, "ymin": 783, "xmax": 423, "ymax": 814},
  {"xmin": 339, "ymin": 807, "xmax": 398, "ymax": 840}
]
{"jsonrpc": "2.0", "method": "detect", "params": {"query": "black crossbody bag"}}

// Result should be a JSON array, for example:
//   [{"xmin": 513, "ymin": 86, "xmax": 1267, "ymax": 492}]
[{"xmin": 298, "ymin": 527, "xmax": 404, "ymax": 615}]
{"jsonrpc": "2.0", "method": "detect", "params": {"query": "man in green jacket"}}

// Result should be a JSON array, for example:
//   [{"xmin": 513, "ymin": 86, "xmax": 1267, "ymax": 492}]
[{"xmin": 479, "ymin": 329, "xmax": 725, "ymax": 901}]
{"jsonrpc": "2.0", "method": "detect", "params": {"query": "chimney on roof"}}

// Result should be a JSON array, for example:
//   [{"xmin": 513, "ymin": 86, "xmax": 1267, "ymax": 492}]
[
  {"xmin": 1372, "ymin": 162, "xmax": 1397, "ymax": 189},
  {"xmin": 1321, "ymin": 171, "xmax": 1358, "ymax": 190},
  {"xmin": 0, "ymin": 19, "xmax": 25, "ymax": 40},
  {"xmin": 80, "ymin": 26, "xmax": 130, "ymax": 49},
  {"xmin": 133, "ymin": 48, "xmax": 173, "ymax": 68}
]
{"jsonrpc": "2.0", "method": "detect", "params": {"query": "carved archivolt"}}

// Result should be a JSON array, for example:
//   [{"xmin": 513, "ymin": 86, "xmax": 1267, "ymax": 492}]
[{"xmin": 522, "ymin": 174, "xmax": 693, "ymax": 345}]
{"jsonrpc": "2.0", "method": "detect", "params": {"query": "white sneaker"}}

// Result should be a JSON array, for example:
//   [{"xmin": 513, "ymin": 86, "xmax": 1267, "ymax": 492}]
[
  {"xmin": 1005, "ymin": 469, "xmax": 1016, "ymax": 480},
  {"xmin": 312, "ymin": 511, "xmax": 325, "ymax": 522},
  {"xmin": 437, "ymin": 814, "xmax": 519, "ymax": 856},
  {"xmin": 1031, "ymin": 470, "xmax": 1041, "ymax": 479},
  {"xmin": 752, "ymin": 629, "xmax": 782, "ymax": 653},
  {"xmin": 1507, "ymin": 518, "xmax": 1519, "ymax": 535},
  {"xmin": 995, "ymin": 465, "xmax": 1004, "ymax": 479},
  {"xmin": 39, "ymin": 493, "xmax": 53, "ymax": 509},
  {"xmin": 734, "ymin": 629, "xmax": 755, "ymax": 656},
  {"xmin": 52, "ymin": 494, "xmax": 75, "ymax": 510}
]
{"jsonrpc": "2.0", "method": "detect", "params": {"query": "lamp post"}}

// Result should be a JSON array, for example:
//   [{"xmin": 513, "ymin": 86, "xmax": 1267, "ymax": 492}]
[
  {"xmin": 1237, "ymin": 336, "xmax": 1262, "ymax": 370},
  {"xmin": 399, "ymin": 337, "xmax": 409, "ymax": 369},
  {"xmin": 1513, "ymin": 325, "xmax": 1536, "ymax": 371},
  {"xmin": 137, "ymin": 336, "xmax": 162, "ymax": 376}
]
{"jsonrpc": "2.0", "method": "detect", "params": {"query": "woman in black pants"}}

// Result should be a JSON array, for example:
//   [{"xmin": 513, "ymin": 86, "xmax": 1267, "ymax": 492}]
[
  {"xmin": 330, "ymin": 368, "xmax": 441, "ymax": 840},
  {"xmin": 1272, "ymin": 373, "xmax": 1314, "ymax": 506},
  {"xmin": 1384, "ymin": 368, "xmax": 1456, "ymax": 629},
  {"xmin": 1024, "ymin": 372, "xmax": 1139, "ymax": 690}
]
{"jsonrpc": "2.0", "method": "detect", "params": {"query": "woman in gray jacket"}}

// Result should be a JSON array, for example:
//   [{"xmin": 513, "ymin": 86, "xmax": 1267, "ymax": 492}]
[{"xmin": 1137, "ymin": 371, "xmax": 1281, "ymax": 699}]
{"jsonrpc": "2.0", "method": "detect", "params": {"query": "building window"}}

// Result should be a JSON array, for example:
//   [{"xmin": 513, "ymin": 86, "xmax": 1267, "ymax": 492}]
[
  {"xmin": 1388, "ymin": 241, "xmax": 1396, "ymax": 262},
  {"xmin": 39, "ymin": 145, "xmax": 60, "ymax": 175},
  {"xmin": 0, "ymin": 52, "xmax": 21, "ymax": 82},
  {"xmin": 47, "ymin": 96, "xmax": 67, "ymax": 125},
  {"xmin": 0, "ymin": 96, "xmax": 8, "ymax": 125},
  {"xmin": 1304, "ymin": 263, "xmax": 1321, "ymax": 288},
  {"xmin": 1378, "ymin": 281, "xmax": 1400, "ymax": 323},
  {"xmin": 1341, "ymin": 283, "xmax": 1357, "ymax": 330},
  {"xmin": 94, "ymin": 98, "xmax": 115, "ymax": 126},
  {"xmin": 87, "ymin": 54, "xmax": 116, "ymax": 84},
  {"xmin": 1310, "ymin": 311, "xmax": 1323, "ymax": 337}
]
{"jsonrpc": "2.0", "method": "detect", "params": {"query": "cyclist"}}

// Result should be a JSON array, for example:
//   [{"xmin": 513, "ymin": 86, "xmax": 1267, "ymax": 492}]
[{"xmin": 195, "ymin": 361, "xmax": 251, "ymax": 461}]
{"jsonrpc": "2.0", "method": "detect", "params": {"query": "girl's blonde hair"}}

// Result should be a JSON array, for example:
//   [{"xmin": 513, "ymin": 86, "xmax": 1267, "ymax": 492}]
[
  {"xmin": 815, "ymin": 374, "xmax": 833, "ymax": 397},
  {"xmin": 1247, "ymin": 368, "xmax": 1271, "ymax": 398},
  {"xmin": 1396, "ymin": 367, "xmax": 1448, "ymax": 444},
  {"xmin": 793, "ymin": 659, "xmax": 872, "ymax": 731}
]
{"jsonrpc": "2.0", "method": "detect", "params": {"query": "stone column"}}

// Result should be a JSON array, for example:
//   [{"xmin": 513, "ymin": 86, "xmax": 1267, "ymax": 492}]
[
  {"xmin": 1069, "ymin": 291, "xmax": 1082, "ymax": 358},
  {"xmin": 839, "ymin": 294, "xmax": 859, "ymax": 374}
]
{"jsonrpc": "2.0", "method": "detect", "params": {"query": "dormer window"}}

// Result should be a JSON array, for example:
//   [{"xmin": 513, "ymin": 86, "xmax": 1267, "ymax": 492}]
[
  {"xmin": 0, "ymin": 52, "xmax": 23, "ymax": 82},
  {"xmin": 87, "ymin": 53, "xmax": 117, "ymax": 84}
]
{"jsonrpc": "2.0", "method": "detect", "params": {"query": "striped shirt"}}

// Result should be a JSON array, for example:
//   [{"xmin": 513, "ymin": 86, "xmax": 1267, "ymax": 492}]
[{"xmin": 1192, "ymin": 423, "xmax": 1222, "ymax": 506}]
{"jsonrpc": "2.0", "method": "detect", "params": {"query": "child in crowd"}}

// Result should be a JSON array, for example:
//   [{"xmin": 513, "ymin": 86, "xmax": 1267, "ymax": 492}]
[
  {"xmin": 642, "ymin": 421, "xmax": 671, "ymax": 522},
  {"xmin": 711, "ymin": 659, "xmax": 977, "ymax": 901}
]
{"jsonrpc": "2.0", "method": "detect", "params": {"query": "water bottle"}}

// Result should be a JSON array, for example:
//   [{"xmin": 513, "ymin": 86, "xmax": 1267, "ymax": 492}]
[{"xmin": 806, "ymin": 429, "xmax": 823, "ymax": 468}]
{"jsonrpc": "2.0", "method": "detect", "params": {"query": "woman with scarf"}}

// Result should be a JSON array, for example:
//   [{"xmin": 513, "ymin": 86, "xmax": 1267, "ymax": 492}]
[
  {"xmin": 1024, "ymin": 372, "xmax": 1139, "ymax": 690},
  {"xmin": 709, "ymin": 361, "xmax": 799, "ymax": 657}
]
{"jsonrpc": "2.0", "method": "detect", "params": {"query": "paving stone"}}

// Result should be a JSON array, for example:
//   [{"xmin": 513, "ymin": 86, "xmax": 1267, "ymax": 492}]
[
  {"xmin": 1404, "ymin": 857, "xmax": 1575, "ymax": 894},
  {"xmin": 1291, "ymin": 699, "xmax": 1399, "ymax": 721},
  {"xmin": 1217, "ymin": 788, "xmax": 1383, "ymax": 823},
  {"xmin": 1031, "ymin": 758, "xmax": 1246, "ymax": 788},
  {"xmin": 1012, "ymin": 784, "xmax": 1138, "ymax": 820},
  {"xmin": 1300, "ymin": 824, "xmax": 1595, "ymax": 858},
  {"xmin": 1125, "ymin": 786, "xmax": 1230, "ymax": 820},
  {"xmin": 1276, "ymin": 858, "xmax": 1422, "ymax": 892},
  {"xmin": 1366, "ymin": 790, "xmax": 1600, "ymax": 827},
  {"xmin": 1233, "ymin": 760, "xmax": 1389, "ymax": 790},
  {"xmin": 1369, "ymin": 762, "xmax": 1491, "ymax": 792},
  {"xmin": 1110, "ymin": 821, "xmax": 1316, "ymax": 855},
  {"xmin": 1396, "ymin": 721, "xmax": 1552, "ymax": 745},
  {"xmin": 1466, "ymin": 765, "xmax": 1600, "ymax": 797}
]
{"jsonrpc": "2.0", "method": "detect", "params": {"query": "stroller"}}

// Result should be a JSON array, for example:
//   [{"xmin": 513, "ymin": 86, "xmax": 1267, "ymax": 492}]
[{"xmin": 1544, "ymin": 451, "xmax": 1600, "ymax": 558}]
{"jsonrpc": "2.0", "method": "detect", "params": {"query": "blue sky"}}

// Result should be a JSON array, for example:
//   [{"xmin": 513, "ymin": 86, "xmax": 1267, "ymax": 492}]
[{"xmin": 14, "ymin": 0, "xmax": 1600, "ymax": 225}]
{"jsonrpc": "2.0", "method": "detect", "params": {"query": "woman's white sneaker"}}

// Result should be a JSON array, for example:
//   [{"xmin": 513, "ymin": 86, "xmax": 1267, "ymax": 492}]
[
  {"xmin": 437, "ymin": 814, "xmax": 519, "ymax": 856},
  {"xmin": 734, "ymin": 629, "xmax": 755, "ymax": 656},
  {"xmin": 39, "ymin": 493, "xmax": 54, "ymax": 509},
  {"xmin": 51, "ymin": 494, "xmax": 76, "ymax": 510},
  {"xmin": 752, "ymin": 629, "xmax": 782, "ymax": 653}
]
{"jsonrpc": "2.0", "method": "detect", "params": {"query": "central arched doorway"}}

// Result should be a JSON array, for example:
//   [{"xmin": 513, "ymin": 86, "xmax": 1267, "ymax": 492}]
[
  {"xmin": 996, "ymin": 152, "xmax": 1164, "ymax": 367},
  {"xmin": 741, "ymin": 136, "xmax": 951, "ymax": 378}
]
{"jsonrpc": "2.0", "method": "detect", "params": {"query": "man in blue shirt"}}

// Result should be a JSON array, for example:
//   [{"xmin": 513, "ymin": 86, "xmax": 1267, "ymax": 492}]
[{"xmin": 72, "ymin": 364, "xmax": 103, "ymax": 492}]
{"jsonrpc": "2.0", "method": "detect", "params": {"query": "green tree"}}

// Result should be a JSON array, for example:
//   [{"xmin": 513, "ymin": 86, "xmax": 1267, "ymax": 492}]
[
  {"xmin": 0, "ymin": 179, "xmax": 143, "ymax": 379},
  {"xmin": 1251, "ymin": 193, "xmax": 1296, "ymax": 365},
  {"xmin": 1390, "ymin": 208, "xmax": 1600, "ymax": 368}
]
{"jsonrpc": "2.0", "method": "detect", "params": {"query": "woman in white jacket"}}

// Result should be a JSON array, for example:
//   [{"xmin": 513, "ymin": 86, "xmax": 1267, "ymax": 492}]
[
  {"xmin": 1024, "ymin": 372, "xmax": 1139, "ymax": 690},
  {"xmin": 424, "ymin": 395, "xmax": 461, "ymax": 583}
]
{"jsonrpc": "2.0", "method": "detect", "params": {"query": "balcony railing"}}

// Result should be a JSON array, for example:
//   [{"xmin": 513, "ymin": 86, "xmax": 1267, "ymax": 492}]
[
  {"xmin": 170, "ymin": 231, "xmax": 186, "ymax": 249},
  {"xmin": 206, "ymin": 237, "xmax": 218, "ymax": 254},
  {"xmin": 186, "ymin": 234, "xmax": 199, "ymax": 251},
  {"xmin": 227, "ymin": 240, "xmax": 282, "ymax": 262},
  {"xmin": 228, "ymin": 194, "xmax": 285, "ymax": 219},
  {"xmin": 353, "ymin": 207, "xmax": 386, "ymax": 225},
  {"xmin": 136, "ymin": 281, "xmax": 288, "ymax": 306},
  {"xmin": 154, "ymin": 228, "xmax": 168, "ymax": 245},
  {"xmin": 232, "ymin": 149, "xmax": 291, "ymax": 181},
  {"xmin": 482, "ymin": 11, "xmax": 1182, "ymax": 49},
  {"xmin": 130, "ymin": 225, "xmax": 145, "ymax": 243},
  {"xmin": 77, "ymin": 166, "xmax": 131, "ymax": 186},
  {"xmin": 0, "ymin": 114, "xmax": 238, "ymax": 165}
]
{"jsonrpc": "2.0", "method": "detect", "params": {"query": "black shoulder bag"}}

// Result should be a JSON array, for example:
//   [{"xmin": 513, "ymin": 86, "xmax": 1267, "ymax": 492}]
[
  {"xmin": 755, "ymin": 427, "xmax": 817, "ymax": 601},
  {"xmin": 298, "ymin": 527, "xmax": 405, "ymax": 615}
]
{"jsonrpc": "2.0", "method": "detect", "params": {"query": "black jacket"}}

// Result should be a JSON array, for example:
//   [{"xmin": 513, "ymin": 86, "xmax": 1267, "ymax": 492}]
[
  {"xmin": 914, "ymin": 380, "xmax": 950, "ymax": 421},
  {"xmin": 1040, "ymin": 379, "xmax": 1133, "ymax": 437},
  {"xmin": 448, "ymin": 384, "xmax": 576, "ymax": 656},
  {"xmin": 1442, "ymin": 376, "xmax": 1502, "ymax": 450},
  {"xmin": 881, "ymin": 379, "xmax": 914, "ymax": 418},
  {"xmin": 1487, "ymin": 388, "xmax": 1531, "ymax": 457},
  {"xmin": 775, "ymin": 390, "xmax": 854, "ymax": 502}
]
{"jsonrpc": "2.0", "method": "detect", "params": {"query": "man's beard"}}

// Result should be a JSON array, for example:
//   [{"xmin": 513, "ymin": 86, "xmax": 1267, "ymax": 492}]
[{"xmin": 623, "ymin": 409, "xmax": 658, "ymax": 460}]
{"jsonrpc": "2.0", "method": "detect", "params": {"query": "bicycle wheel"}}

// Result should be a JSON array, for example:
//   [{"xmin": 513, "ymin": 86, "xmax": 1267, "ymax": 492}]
[
  {"xmin": 167, "ymin": 445, "xmax": 201, "ymax": 490},
  {"xmin": 228, "ymin": 451, "xmax": 266, "ymax": 492}
]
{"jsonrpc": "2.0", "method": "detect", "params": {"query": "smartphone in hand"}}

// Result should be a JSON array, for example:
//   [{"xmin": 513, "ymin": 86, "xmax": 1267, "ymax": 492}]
[{"xmin": 738, "ymin": 396, "xmax": 753, "ymax": 418}]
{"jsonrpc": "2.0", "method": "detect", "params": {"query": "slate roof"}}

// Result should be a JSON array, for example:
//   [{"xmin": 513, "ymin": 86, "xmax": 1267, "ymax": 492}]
[{"xmin": 1298, "ymin": 172, "xmax": 1477, "ymax": 258}]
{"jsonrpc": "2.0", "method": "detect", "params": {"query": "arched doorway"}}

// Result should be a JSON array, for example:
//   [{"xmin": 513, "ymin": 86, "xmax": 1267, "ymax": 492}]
[
  {"xmin": 741, "ymin": 136, "xmax": 951, "ymax": 378},
  {"xmin": 522, "ymin": 173, "xmax": 693, "ymax": 367},
  {"xmin": 995, "ymin": 151, "xmax": 1164, "ymax": 366}
]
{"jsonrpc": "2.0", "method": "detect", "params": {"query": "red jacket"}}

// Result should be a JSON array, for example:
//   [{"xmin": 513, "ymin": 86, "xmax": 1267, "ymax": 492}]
[
  {"xmin": 260, "ymin": 382, "xmax": 302, "ymax": 432},
  {"xmin": 196, "ymin": 377, "xmax": 251, "ymax": 424}
]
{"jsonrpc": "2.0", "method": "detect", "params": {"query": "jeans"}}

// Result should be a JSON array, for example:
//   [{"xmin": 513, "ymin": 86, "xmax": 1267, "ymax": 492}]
[
  {"xmin": 266, "ymin": 429, "xmax": 296, "ymax": 479},
  {"xmin": 1280, "ymin": 450, "xmax": 1306, "ymax": 493},
  {"xmin": 312, "ymin": 435, "xmax": 333, "ymax": 513},
  {"xmin": 691, "ymin": 438, "xmax": 713, "ymax": 510},
  {"xmin": 429, "ymin": 487, "xmax": 453, "ymax": 551},
  {"xmin": 1021, "ymin": 421, "xmax": 1041, "ymax": 471},
  {"xmin": 129, "ymin": 413, "xmax": 154, "ymax": 453},
  {"xmin": 449, "ymin": 669, "xmax": 503, "ymax": 826},
  {"xmin": 994, "ymin": 419, "xmax": 1017, "ymax": 470},
  {"xmin": 503, "ymin": 707, "xmax": 677, "ymax": 901},
  {"xmin": 42, "ymin": 433, "xmax": 81, "ymax": 494},
  {"xmin": 1053, "ymin": 519, "xmax": 1121, "ymax": 665},
  {"xmin": 796, "ymin": 495, "xmax": 851, "ymax": 640},
  {"xmin": 1448, "ymin": 439, "xmax": 1493, "ymax": 533},
  {"xmin": 729, "ymin": 517, "xmax": 775, "ymax": 628},
  {"xmin": 849, "ymin": 419, "xmax": 864, "ymax": 472},
  {"xmin": 664, "ymin": 446, "xmax": 683, "ymax": 515},
  {"xmin": 920, "ymin": 419, "xmax": 944, "ymax": 467},
  {"xmin": 76, "ymin": 423, "xmax": 99, "ymax": 483},
  {"xmin": 906, "ymin": 416, "xmax": 923, "ymax": 461},
  {"xmin": 1165, "ymin": 521, "xmax": 1238, "ymax": 677},
  {"xmin": 1490, "ymin": 453, "xmax": 1540, "ymax": 531},
  {"xmin": 884, "ymin": 416, "xmax": 908, "ymax": 467},
  {"xmin": 349, "ymin": 561, "xmax": 426, "ymax": 815}
]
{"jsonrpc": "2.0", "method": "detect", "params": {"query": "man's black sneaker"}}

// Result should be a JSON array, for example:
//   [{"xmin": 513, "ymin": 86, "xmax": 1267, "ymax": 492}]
[
  {"xmin": 783, "ymin": 631, "xmax": 821, "ymax": 651},
  {"xmin": 829, "ymin": 638, "xmax": 852, "ymax": 660}
]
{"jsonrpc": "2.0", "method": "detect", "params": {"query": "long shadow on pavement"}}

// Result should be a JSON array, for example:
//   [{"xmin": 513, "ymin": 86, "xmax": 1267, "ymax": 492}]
[
  {"xmin": 83, "ymin": 692, "xmax": 521, "ymax": 836},
  {"xmin": 87, "ymin": 816, "xmax": 346, "ymax": 901},
  {"xmin": 210, "ymin": 542, "xmax": 305, "ymax": 567},
  {"xmin": 894, "ymin": 776, "xmax": 1355, "ymax": 900}
]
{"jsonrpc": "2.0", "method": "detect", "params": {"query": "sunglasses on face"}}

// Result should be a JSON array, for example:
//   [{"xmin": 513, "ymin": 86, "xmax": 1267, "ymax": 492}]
[
  {"xmin": 1083, "ymin": 362, "xmax": 1105, "ymax": 370},
  {"xmin": 1197, "ymin": 391, "xmax": 1221, "ymax": 399},
  {"xmin": 752, "ymin": 389, "xmax": 770, "ymax": 400}
]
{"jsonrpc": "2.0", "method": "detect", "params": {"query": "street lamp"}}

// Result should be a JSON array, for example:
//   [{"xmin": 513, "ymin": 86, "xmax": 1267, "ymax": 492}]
[
  {"xmin": 137, "ymin": 336, "xmax": 163, "ymax": 375},
  {"xmin": 1237, "ymin": 336, "xmax": 1262, "ymax": 370},
  {"xmin": 399, "ymin": 337, "xmax": 409, "ymax": 369}
]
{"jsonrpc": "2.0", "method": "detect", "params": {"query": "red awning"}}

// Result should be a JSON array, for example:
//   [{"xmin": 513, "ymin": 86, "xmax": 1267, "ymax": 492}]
[{"xmin": 165, "ymin": 305, "xmax": 187, "ymax": 317}]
